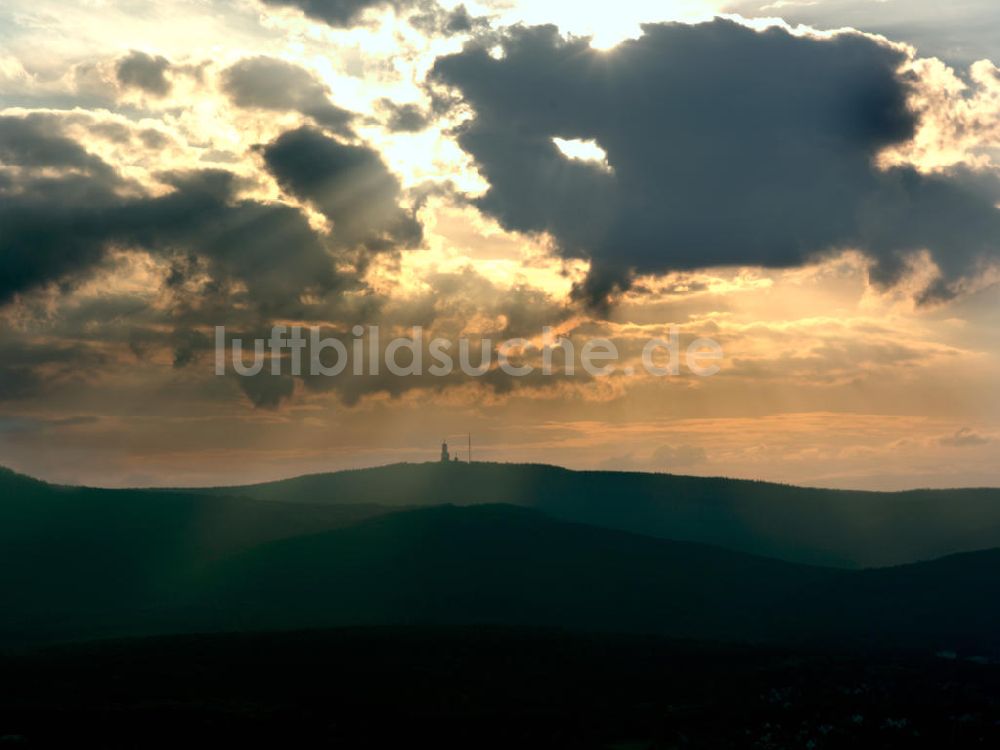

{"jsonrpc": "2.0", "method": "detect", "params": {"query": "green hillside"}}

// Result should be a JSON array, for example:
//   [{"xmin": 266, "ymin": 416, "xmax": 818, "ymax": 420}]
[
  {"xmin": 196, "ymin": 461, "xmax": 1000, "ymax": 567},
  {"xmin": 0, "ymin": 467, "xmax": 390, "ymax": 643},
  {"xmin": 784, "ymin": 547, "xmax": 1000, "ymax": 649},
  {"xmin": 3, "ymin": 464, "xmax": 1000, "ymax": 651},
  {"xmin": 192, "ymin": 503, "xmax": 840, "ymax": 640}
]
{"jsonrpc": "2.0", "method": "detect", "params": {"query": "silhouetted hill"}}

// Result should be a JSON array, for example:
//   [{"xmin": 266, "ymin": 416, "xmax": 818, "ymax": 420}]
[
  {"xmin": 3, "ymin": 466, "xmax": 1000, "ymax": 652},
  {"xmin": 0, "ymin": 467, "xmax": 391, "ymax": 643},
  {"xmin": 196, "ymin": 461, "xmax": 1000, "ymax": 567},
  {"xmin": 187, "ymin": 503, "xmax": 1000, "ymax": 651},
  {"xmin": 192, "ymin": 503, "xmax": 840, "ymax": 640},
  {"xmin": 785, "ymin": 548, "xmax": 1000, "ymax": 650}
]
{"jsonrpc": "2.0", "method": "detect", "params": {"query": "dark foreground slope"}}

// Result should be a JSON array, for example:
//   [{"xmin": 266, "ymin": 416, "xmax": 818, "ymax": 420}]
[
  {"xmin": 3, "ymin": 627, "xmax": 1000, "ymax": 749},
  {"xmin": 2, "ymin": 466, "xmax": 999, "ymax": 652},
  {"xmin": 789, "ymin": 547, "xmax": 1000, "ymax": 650},
  {"xmin": 192, "ymin": 504, "xmax": 839, "ymax": 640},
  {"xmin": 197, "ymin": 462, "xmax": 1000, "ymax": 567},
  {"xmin": 192, "ymin": 504, "xmax": 1000, "ymax": 652},
  {"xmin": 0, "ymin": 468, "xmax": 390, "ymax": 644}
]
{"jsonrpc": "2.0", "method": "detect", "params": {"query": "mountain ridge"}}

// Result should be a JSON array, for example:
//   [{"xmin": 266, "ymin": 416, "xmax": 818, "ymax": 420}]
[
  {"xmin": 180, "ymin": 502, "xmax": 1000, "ymax": 652},
  {"xmin": 188, "ymin": 461, "xmax": 1000, "ymax": 568},
  {"xmin": 7, "ymin": 461, "xmax": 1000, "ymax": 568},
  {"xmin": 3, "ymin": 463, "xmax": 1000, "ymax": 651}
]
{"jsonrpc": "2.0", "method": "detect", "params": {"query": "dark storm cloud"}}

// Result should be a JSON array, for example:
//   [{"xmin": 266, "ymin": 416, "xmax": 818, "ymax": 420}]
[
  {"xmin": 0, "ymin": 337, "xmax": 109, "ymax": 402},
  {"xmin": 409, "ymin": 2, "xmax": 489, "ymax": 36},
  {"xmin": 260, "ymin": 0, "xmax": 484, "ymax": 33},
  {"xmin": 139, "ymin": 129, "xmax": 171, "ymax": 150},
  {"xmin": 0, "ymin": 114, "xmax": 125, "ymax": 302},
  {"xmin": 260, "ymin": 125, "xmax": 422, "ymax": 251},
  {"xmin": 377, "ymin": 99, "xmax": 430, "ymax": 132},
  {"xmin": 419, "ymin": 268, "xmax": 573, "ymax": 338},
  {"xmin": 84, "ymin": 121, "xmax": 133, "ymax": 144},
  {"xmin": 432, "ymin": 20, "xmax": 1000, "ymax": 308},
  {"xmin": 0, "ymin": 174, "xmax": 350, "ymax": 316},
  {"xmin": 0, "ymin": 368, "xmax": 38, "ymax": 402},
  {"xmin": 287, "ymin": 330, "xmax": 586, "ymax": 407},
  {"xmin": 0, "ymin": 114, "xmax": 367, "ymax": 314},
  {"xmin": 1, "ymin": 113, "xmax": 438, "ymax": 405},
  {"xmin": 221, "ymin": 57, "xmax": 354, "ymax": 135},
  {"xmin": 0, "ymin": 113, "xmax": 116, "ymax": 177},
  {"xmin": 218, "ymin": 266, "xmax": 574, "ymax": 409},
  {"xmin": 260, "ymin": 0, "xmax": 401, "ymax": 27},
  {"xmin": 171, "ymin": 328, "xmax": 211, "ymax": 368},
  {"xmin": 115, "ymin": 50, "xmax": 172, "ymax": 96},
  {"xmin": 237, "ymin": 371, "xmax": 296, "ymax": 408},
  {"xmin": 122, "ymin": 168, "xmax": 356, "ymax": 315}
]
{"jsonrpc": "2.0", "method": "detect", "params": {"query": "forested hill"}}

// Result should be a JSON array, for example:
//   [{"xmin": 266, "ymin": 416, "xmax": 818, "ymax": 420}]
[{"xmin": 195, "ymin": 461, "xmax": 1000, "ymax": 567}]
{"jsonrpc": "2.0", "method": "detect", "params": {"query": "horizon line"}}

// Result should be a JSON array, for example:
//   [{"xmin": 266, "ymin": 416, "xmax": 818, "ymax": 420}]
[{"xmin": 3, "ymin": 461, "xmax": 998, "ymax": 496}]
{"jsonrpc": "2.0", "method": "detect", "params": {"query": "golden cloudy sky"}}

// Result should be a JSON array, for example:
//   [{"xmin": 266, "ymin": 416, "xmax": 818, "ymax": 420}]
[{"xmin": 0, "ymin": 0, "xmax": 997, "ymax": 488}]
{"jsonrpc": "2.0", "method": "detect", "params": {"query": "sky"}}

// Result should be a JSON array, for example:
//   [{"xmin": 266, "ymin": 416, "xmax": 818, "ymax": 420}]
[{"xmin": 0, "ymin": 0, "xmax": 998, "ymax": 489}]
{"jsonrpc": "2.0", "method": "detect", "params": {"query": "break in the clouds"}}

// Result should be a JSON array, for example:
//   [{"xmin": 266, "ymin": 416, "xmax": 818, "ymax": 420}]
[{"xmin": 433, "ymin": 19, "xmax": 1000, "ymax": 307}]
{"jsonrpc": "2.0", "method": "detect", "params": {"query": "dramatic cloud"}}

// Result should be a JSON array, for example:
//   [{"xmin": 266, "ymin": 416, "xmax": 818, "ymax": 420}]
[
  {"xmin": 725, "ymin": 0, "xmax": 1000, "ymax": 66},
  {"xmin": 409, "ymin": 3, "xmax": 489, "ymax": 36},
  {"xmin": 0, "ymin": 335, "xmax": 109, "ymax": 402},
  {"xmin": 259, "ymin": 0, "xmax": 485, "ymax": 34},
  {"xmin": 433, "ymin": 20, "xmax": 1000, "ymax": 308},
  {"xmin": 260, "ymin": 0, "xmax": 403, "ymax": 27},
  {"xmin": 0, "ymin": 114, "xmax": 124, "ymax": 302},
  {"xmin": 221, "ymin": 57, "xmax": 354, "ymax": 135},
  {"xmin": 0, "ymin": 111, "xmax": 432, "ymax": 407},
  {"xmin": 0, "ymin": 114, "xmax": 364, "ymax": 314},
  {"xmin": 238, "ymin": 371, "xmax": 296, "ymax": 409},
  {"xmin": 260, "ymin": 125, "xmax": 422, "ymax": 251},
  {"xmin": 115, "ymin": 50, "xmax": 172, "ymax": 96},
  {"xmin": 377, "ymin": 99, "xmax": 430, "ymax": 132},
  {"xmin": 219, "ymin": 266, "xmax": 575, "ymax": 409},
  {"xmin": 0, "ymin": 112, "xmax": 116, "ymax": 177}
]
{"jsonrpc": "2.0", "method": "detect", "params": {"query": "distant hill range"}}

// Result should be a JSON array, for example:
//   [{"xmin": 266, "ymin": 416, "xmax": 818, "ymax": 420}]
[
  {"xmin": 194, "ymin": 462, "xmax": 1000, "ymax": 568},
  {"xmin": 1, "ymin": 463, "xmax": 999, "ymax": 651}
]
